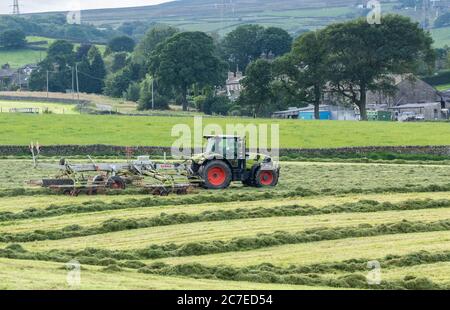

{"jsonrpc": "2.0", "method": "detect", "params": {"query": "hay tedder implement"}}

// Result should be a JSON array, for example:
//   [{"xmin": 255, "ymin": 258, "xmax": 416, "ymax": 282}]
[{"xmin": 29, "ymin": 135, "xmax": 280, "ymax": 196}]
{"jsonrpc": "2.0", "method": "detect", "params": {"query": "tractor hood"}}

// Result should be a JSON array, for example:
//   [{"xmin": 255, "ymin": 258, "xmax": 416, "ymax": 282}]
[{"xmin": 191, "ymin": 152, "xmax": 274, "ymax": 165}]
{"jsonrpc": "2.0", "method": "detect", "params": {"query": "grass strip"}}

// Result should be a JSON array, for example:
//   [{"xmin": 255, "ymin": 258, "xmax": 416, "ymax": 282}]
[
  {"xmin": 2, "ymin": 219, "xmax": 450, "ymax": 263},
  {"xmin": 2, "ymin": 182, "xmax": 450, "ymax": 222},
  {"xmin": 2, "ymin": 199, "xmax": 450, "ymax": 243}
]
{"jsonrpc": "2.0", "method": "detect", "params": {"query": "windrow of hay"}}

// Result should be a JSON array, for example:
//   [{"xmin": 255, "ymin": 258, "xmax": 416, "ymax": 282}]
[
  {"xmin": 2, "ymin": 199, "xmax": 450, "ymax": 243},
  {"xmin": 2, "ymin": 219, "xmax": 450, "ymax": 261}
]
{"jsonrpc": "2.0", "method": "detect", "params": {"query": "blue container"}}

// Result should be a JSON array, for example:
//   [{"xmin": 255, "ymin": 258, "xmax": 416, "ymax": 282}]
[{"xmin": 299, "ymin": 111, "xmax": 331, "ymax": 120}]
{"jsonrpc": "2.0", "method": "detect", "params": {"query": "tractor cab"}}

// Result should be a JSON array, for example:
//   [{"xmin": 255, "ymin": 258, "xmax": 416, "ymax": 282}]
[
  {"xmin": 190, "ymin": 135, "xmax": 280, "ymax": 189},
  {"xmin": 203, "ymin": 135, "xmax": 245, "ymax": 160}
]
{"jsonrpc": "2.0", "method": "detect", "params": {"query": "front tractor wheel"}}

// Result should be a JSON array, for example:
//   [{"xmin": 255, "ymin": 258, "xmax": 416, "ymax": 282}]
[
  {"xmin": 255, "ymin": 169, "xmax": 279, "ymax": 187},
  {"xmin": 202, "ymin": 161, "xmax": 232, "ymax": 189}
]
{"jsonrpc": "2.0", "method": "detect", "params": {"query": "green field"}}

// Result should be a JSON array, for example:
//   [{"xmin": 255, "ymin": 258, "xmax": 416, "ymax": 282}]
[
  {"xmin": 436, "ymin": 84, "xmax": 450, "ymax": 91},
  {"xmin": 1, "ymin": 158, "xmax": 450, "ymax": 289},
  {"xmin": 0, "ymin": 36, "xmax": 106, "ymax": 68},
  {"xmin": 0, "ymin": 48, "xmax": 45, "ymax": 68},
  {"xmin": 0, "ymin": 100, "xmax": 78, "ymax": 115},
  {"xmin": 0, "ymin": 113, "xmax": 449, "ymax": 148},
  {"xmin": 430, "ymin": 27, "xmax": 450, "ymax": 48}
]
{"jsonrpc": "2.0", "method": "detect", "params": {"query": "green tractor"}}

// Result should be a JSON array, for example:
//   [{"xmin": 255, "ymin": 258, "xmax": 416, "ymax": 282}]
[{"xmin": 189, "ymin": 135, "xmax": 280, "ymax": 189}]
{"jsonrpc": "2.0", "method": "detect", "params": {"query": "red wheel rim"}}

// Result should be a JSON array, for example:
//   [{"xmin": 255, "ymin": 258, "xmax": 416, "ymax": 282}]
[
  {"xmin": 260, "ymin": 171, "xmax": 274, "ymax": 186},
  {"xmin": 207, "ymin": 167, "xmax": 226, "ymax": 186}
]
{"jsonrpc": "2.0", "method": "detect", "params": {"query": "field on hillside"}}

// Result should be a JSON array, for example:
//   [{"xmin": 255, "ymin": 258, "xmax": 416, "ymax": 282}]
[
  {"xmin": 0, "ymin": 100, "xmax": 78, "ymax": 115},
  {"xmin": 1, "ymin": 159, "xmax": 450, "ymax": 289},
  {"xmin": 0, "ymin": 37, "xmax": 106, "ymax": 68},
  {"xmin": 0, "ymin": 113, "xmax": 450, "ymax": 148}
]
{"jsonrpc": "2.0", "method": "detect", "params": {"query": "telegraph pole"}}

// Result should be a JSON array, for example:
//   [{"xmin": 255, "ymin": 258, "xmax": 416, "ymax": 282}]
[
  {"xmin": 152, "ymin": 77, "xmax": 154, "ymax": 110},
  {"xmin": 71, "ymin": 66, "xmax": 75, "ymax": 101},
  {"xmin": 75, "ymin": 63, "xmax": 80, "ymax": 112},
  {"xmin": 46, "ymin": 70, "xmax": 49, "ymax": 98}
]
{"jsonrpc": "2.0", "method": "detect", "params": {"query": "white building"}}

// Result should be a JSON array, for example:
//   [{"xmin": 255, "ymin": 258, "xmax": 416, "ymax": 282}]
[{"xmin": 226, "ymin": 70, "xmax": 245, "ymax": 100}]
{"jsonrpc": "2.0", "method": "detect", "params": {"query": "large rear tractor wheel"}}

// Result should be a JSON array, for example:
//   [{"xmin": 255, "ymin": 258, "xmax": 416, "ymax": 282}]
[
  {"xmin": 201, "ymin": 161, "xmax": 232, "ymax": 189},
  {"xmin": 255, "ymin": 169, "xmax": 279, "ymax": 187},
  {"xmin": 107, "ymin": 176, "xmax": 126, "ymax": 190}
]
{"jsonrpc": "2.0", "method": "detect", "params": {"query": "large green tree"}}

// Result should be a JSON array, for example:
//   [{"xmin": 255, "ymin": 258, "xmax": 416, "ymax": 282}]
[
  {"xmin": 239, "ymin": 59, "xmax": 273, "ymax": 117},
  {"xmin": 106, "ymin": 35, "xmax": 136, "ymax": 54},
  {"xmin": 284, "ymin": 30, "xmax": 329, "ymax": 119},
  {"xmin": 150, "ymin": 31, "xmax": 227, "ymax": 111},
  {"xmin": 221, "ymin": 25, "xmax": 292, "ymax": 72},
  {"xmin": 221, "ymin": 25, "xmax": 265, "ymax": 72},
  {"xmin": 324, "ymin": 15, "xmax": 434, "ymax": 120},
  {"xmin": 29, "ymin": 40, "xmax": 75, "ymax": 92},
  {"xmin": 0, "ymin": 29, "xmax": 26, "ymax": 49},
  {"xmin": 81, "ymin": 46, "xmax": 107, "ymax": 94},
  {"xmin": 133, "ymin": 25, "xmax": 178, "ymax": 67},
  {"xmin": 259, "ymin": 27, "xmax": 293, "ymax": 57}
]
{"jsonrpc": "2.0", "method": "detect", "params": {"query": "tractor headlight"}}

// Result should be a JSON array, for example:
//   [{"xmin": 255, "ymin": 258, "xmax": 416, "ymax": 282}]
[{"xmin": 263, "ymin": 157, "xmax": 272, "ymax": 163}]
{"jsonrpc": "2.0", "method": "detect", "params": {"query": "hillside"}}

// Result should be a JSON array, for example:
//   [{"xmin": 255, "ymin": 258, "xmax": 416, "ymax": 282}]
[
  {"xmin": 74, "ymin": 0, "xmax": 450, "ymax": 45},
  {"xmin": 80, "ymin": 0, "xmax": 390, "ymax": 35}
]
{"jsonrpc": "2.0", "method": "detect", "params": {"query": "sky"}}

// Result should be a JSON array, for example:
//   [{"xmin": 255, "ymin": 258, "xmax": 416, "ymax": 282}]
[{"xmin": 0, "ymin": 0, "xmax": 174, "ymax": 14}]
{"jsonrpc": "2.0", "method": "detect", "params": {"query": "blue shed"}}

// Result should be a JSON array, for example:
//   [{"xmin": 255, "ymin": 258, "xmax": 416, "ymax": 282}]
[{"xmin": 299, "ymin": 111, "xmax": 331, "ymax": 120}]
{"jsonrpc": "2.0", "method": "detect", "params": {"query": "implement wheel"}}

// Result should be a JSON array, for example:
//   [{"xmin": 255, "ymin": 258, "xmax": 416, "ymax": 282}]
[
  {"xmin": 107, "ymin": 176, "xmax": 126, "ymax": 190},
  {"xmin": 201, "ymin": 161, "xmax": 232, "ymax": 189},
  {"xmin": 255, "ymin": 169, "xmax": 278, "ymax": 187}
]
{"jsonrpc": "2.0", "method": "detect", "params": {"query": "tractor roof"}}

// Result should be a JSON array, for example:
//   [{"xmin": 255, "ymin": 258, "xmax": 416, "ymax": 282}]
[{"xmin": 203, "ymin": 135, "xmax": 244, "ymax": 139}]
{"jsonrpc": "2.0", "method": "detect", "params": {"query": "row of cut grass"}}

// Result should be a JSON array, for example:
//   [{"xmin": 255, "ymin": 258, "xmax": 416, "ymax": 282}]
[
  {"xmin": 2, "ymin": 198, "xmax": 450, "ymax": 240},
  {"xmin": 0, "ymin": 258, "xmax": 315, "ymax": 290},
  {"xmin": 154, "ymin": 231, "xmax": 450, "ymax": 267},
  {"xmin": 12, "ymin": 207, "xmax": 450, "ymax": 252}
]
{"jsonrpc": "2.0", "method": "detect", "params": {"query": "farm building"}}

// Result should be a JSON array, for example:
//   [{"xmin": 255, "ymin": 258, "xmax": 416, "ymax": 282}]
[
  {"xmin": 0, "ymin": 64, "xmax": 15, "ymax": 90},
  {"xmin": 225, "ymin": 70, "xmax": 245, "ymax": 101},
  {"xmin": 323, "ymin": 75, "xmax": 441, "ymax": 107},
  {"xmin": 0, "ymin": 63, "xmax": 36, "ymax": 90},
  {"xmin": 389, "ymin": 102, "xmax": 449, "ymax": 121},
  {"xmin": 272, "ymin": 104, "xmax": 357, "ymax": 120}
]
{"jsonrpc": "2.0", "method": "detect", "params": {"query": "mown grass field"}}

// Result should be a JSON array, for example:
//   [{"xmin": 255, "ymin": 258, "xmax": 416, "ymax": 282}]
[
  {"xmin": 1, "ymin": 113, "xmax": 450, "ymax": 148},
  {"xmin": 1, "ymin": 158, "xmax": 450, "ymax": 289}
]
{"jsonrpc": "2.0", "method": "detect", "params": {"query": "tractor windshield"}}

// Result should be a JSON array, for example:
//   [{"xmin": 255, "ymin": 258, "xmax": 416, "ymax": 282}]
[
  {"xmin": 205, "ymin": 138, "xmax": 216, "ymax": 153},
  {"xmin": 204, "ymin": 138, "xmax": 237, "ymax": 158}
]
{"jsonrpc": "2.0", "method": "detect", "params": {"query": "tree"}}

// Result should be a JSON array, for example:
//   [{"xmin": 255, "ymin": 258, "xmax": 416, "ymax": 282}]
[
  {"xmin": 238, "ymin": 59, "xmax": 273, "ymax": 117},
  {"xmin": 259, "ymin": 27, "xmax": 292, "ymax": 57},
  {"xmin": 150, "ymin": 31, "xmax": 227, "ymax": 111},
  {"xmin": 221, "ymin": 25, "xmax": 265, "ymax": 72},
  {"xmin": 75, "ymin": 43, "xmax": 93, "ymax": 61},
  {"xmin": 104, "ymin": 67, "xmax": 133, "ymax": 98},
  {"xmin": 88, "ymin": 46, "xmax": 107, "ymax": 93},
  {"xmin": 285, "ymin": 30, "xmax": 329, "ymax": 119},
  {"xmin": 133, "ymin": 25, "xmax": 178, "ymax": 67},
  {"xmin": 138, "ymin": 74, "xmax": 170, "ymax": 110},
  {"xmin": 106, "ymin": 36, "xmax": 136, "ymax": 54},
  {"xmin": 324, "ymin": 15, "xmax": 434, "ymax": 120},
  {"xmin": 201, "ymin": 95, "xmax": 231, "ymax": 116},
  {"xmin": 109, "ymin": 52, "xmax": 129, "ymax": 73},
  {"xmin": 0, "ymin": 29, "xmax": 26, "ymax": 49},
  {"xmin": 29, "ymin": 40, "xmax": 75, "ymax": 92}
]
